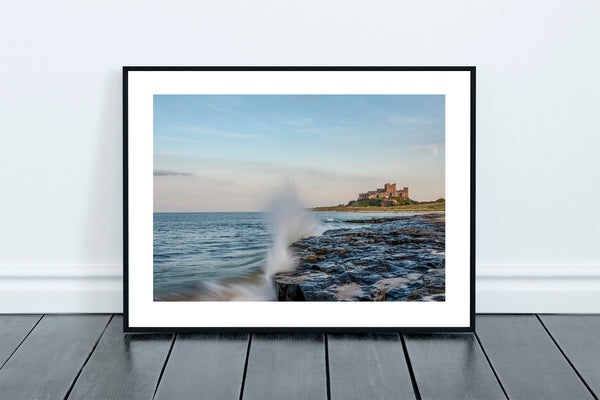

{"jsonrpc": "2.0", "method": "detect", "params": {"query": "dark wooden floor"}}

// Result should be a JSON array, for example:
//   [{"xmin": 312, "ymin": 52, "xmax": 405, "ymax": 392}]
[{"xmin": 0, "ymin": 315, "xmax": 598, "ymax": 399}]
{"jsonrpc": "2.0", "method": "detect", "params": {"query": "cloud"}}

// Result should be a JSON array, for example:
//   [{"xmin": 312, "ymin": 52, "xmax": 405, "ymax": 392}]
[
  {"xmin": 155, "ymin": 135, "xmax": 206, "ymax": 144},
  {"xmin": 282, "ymin": 118, "xmax": 312, "ymax": 126},
  {"xmin": 297, "ymin": 127, "xmax": 325, "ymax": 135},
  {"xmin": 172, "ymin": 126, "xmax": 262, "ymax": 140},
  {"xmin": 153, "ymin": 169, "xmax": 193, "ymax": 176},
  {"xmin": 386, "ymin": 114, "xmax": 435, "ymax": 125},
  {"xmin": 387, "ymin": 144, "xmax": 442, "ymax": 159}
]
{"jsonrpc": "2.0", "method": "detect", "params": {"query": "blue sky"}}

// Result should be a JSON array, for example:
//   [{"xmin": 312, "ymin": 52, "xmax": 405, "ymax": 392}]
[{"xmin": 154, "ymin": 95, "xmax": 445, "ymax": 212}]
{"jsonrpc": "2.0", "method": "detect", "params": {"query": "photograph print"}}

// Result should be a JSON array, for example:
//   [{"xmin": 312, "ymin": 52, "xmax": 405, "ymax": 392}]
[
  {"xmin": 124, "ymin": 67, "xmax": 474, "ymax": 330},
  {"xmin": 153, "ymin": 94, "xmax": 446, "ymax": 303}
]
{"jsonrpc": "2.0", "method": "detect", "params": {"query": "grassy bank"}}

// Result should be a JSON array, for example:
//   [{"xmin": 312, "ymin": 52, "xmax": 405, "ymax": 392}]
[{"xmin": 313, "ymin": 200, "xmax": 445, "ymax": 213}]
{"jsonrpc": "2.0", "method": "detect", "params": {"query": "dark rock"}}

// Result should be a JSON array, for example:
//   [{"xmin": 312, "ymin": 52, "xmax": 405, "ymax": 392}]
[
  {"xmin": 343, "ymin": 217, "xmax": 405, "ymax": 224},
  {"xmin": 273, "ymin": 213, "xmax": 445, "ymax": 302},
  {"xmin": 277, "ymin": 282, "xmax": 306, "ymax": 301},
  {"xmin": 423, "ymin": 269, "xmax": 445, "ymax": 291},
  {"xmin": 407, "ymin": 289, "xmax": 425, "ymax": 300},
  {"xmin": 356, "ymin": 292, "xmax": 373, "ymax": 301},
  {"xmin": 348, "ymin": 271, "xmax": 382, "ymax": 285},
  {"xmin": 385, "ymin": 280, "xmax": 424, "ymax": 301},
  {"xmin": 336, "ymin": 272, "xmax": 353, "ymax": 284}
]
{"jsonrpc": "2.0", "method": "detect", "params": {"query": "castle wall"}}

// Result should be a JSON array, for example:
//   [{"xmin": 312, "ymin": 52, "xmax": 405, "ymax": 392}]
[{"xmin": 357, "ymin": 184, "xmax": 408, "ymax": 201}]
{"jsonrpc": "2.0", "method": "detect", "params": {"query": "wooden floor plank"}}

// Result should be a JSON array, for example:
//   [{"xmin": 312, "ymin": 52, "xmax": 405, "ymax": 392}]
[
  {"xmin": 0, "ymin": 314, "xmax": 110, "ymax": 400},
  {"xmin": 539, "ymin": 314, "xmax": 600, "ymax": 398},
  {"xmin": 66, "ymin": 315, "xmax": 173, "ymax": 400},
  {"xmin": 328, "ymin": 333, "xmax": 416, "ymax": 400},
  {"xmin": 243, "ymin": 333, "xmax": 327, "ymax": 400},
  {"xmin": 476, "ymin": 315, "xmax": 594, "ymax": 400},
  {"xmin": 0, "ymin": 314, "xmax": 41, "ymax": 368},
  {"xmin": 154, "ymin": 333, "xmax": 249, "ymax": 400},
  {"xmin": 404, "ymin": 333, "xmax": 506, "ymax": 400}
]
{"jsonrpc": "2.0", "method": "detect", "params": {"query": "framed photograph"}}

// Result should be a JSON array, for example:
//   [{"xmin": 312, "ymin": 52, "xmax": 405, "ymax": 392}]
[{"xmin": 123, "ymin": 67, "xmax": 475, "ymax": 332}]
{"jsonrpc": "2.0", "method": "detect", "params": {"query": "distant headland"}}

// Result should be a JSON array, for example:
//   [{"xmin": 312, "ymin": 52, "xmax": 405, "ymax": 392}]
[{"xmin": 313, "ymin": 182, "xmax": 445, "ymax": 212}]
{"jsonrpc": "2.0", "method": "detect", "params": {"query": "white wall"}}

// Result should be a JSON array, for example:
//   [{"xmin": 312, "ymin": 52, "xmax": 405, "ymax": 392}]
[{"xmin": 1, "ymin": 0, "xmax": 599, "ymax": 313}]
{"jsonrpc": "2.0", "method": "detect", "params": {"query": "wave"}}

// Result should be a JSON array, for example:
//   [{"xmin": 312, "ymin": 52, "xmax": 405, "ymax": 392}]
[
  {"xmin": 160, "ymin": 186, "xmax": 323, "ymax": 301},
  {"xmin": 263, "ymin": 188, "xmax": 322, "ymax": 278}
]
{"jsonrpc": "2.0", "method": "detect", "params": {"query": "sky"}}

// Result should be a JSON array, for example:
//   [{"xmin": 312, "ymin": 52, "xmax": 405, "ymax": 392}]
[{"xmin": 154, "ymin": 95, "xmax": 445, "ymax": 212}]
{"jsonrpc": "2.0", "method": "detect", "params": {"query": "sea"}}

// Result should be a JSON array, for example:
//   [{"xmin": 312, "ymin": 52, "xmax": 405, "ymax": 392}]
[{"xmin": 153, "ymin": 211, "xmax": 412, "ymax": 301}]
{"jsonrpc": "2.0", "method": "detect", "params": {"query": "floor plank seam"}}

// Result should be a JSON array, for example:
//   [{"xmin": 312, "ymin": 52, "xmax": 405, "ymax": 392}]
[
  {"xmin": 324, "ymin": 334, "xmax": 331, "ymax": 400},
  {"xmin": 473, "ymin": 331, "xmax": 510, "ymax": 400},
  {"xmin": 237, "ymin": 334, "xmax": 253, "ymax": 400},
  {"xmin": 535, "ymin": 314, "xmax": 599, "ymax": 400},
  {"xmin": 152, "ymin": 332, "xmax": 177, "ymax": 400},
  {"xmin": 400, "ymin": 334, "xmax": 422, "ymax": 400},
  {"xmin": 63, "ymin": 314, "xmax": 114, "ymax": 400},
  {"xmin": 0, "ymin": 314, "xmax": 44, "ymax": 371}
]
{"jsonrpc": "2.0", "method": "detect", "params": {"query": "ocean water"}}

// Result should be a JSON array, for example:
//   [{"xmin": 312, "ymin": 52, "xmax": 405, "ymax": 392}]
[{"xmin": 153, "ymin": 211, "xmax": 414, "ymax": 300}]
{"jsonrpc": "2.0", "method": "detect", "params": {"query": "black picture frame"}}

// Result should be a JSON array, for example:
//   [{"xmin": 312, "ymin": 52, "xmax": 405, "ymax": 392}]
[{"xmin": 123, "ymin": 66, "xmax": 475, "ymax": 333}]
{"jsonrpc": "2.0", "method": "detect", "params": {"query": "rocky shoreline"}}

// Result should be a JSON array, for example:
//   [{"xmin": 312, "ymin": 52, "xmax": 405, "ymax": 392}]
[{"xmin": 273, "ymin": 213, "xmax": 445, "ymax": 301}]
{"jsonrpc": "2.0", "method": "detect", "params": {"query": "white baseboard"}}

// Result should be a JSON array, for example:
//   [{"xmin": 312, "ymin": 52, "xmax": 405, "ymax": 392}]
[
  {"xmin": 476, "ymin": 266, "xmax": 600, "ymax": 313},
  {"xmin": 0, "ymin": 267, "xmax": 123, "ymax": 313},
  {"xmin": 1, "ymin": 266, "xmax": 599, "ymax": 313}
]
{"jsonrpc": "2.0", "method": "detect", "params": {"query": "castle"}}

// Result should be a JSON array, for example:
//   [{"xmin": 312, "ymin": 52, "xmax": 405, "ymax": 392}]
[{"xmin": 358, "ymin": 183, "xmax": 409, "ymax": 201}]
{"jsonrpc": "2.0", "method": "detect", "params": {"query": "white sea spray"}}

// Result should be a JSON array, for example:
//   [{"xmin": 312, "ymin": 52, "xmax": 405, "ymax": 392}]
[
  {"xmin": 263, "ymin": 186, "xmax": 323, "ymax": 278},
  {"xmin": 207, "ymin": 185, "xmax": 323, "ymax": 301}
]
